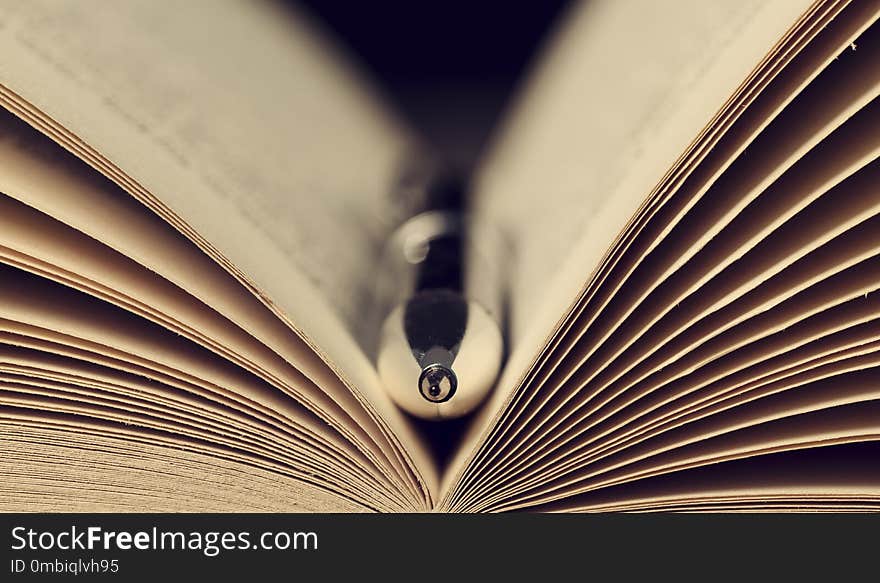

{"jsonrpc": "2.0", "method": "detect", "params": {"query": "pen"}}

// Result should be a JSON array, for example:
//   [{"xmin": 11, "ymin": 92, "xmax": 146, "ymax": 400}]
[{"xmin": 377, "ymin": 210, "xmax": 503, "ymax": 420}]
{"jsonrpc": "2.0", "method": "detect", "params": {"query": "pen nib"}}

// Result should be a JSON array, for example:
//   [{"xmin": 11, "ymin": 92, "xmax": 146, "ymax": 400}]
[{"xmin": 419, "ymin": 364, "xmax": 457, "ymax": 403}]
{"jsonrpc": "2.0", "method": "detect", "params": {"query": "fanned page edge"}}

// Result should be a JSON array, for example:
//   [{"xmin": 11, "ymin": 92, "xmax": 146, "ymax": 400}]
[
  {"xmin": 463, "ymin": 2, "xmax": 880, "ymax": 512},
  {"xmin": 442, "ymin": 0, "xmax": 829, "ymax": 505},
  {"xmin": 0, "ymin": 2, "xmax": 437, "ymax": 508}
]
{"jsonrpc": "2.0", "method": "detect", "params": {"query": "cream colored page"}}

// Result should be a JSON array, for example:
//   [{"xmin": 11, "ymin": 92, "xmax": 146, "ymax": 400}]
[
  {"xmin": 476, "ymin": 0, "xmax": 815, "ymax": 349},
  {"xmin": 446, "ymin": 0, "xmax": 817, "ymax": 494},
  {"xmin": 0, "ymin": 1, "xmax": 437, "ymax": 495},
  {"xmin": 1, "ymin": 421, "xmax": 370, "ymax": 512},
  {"xmin": 0, "ymin": 0, "xmax": 408, "ymax": 332}
]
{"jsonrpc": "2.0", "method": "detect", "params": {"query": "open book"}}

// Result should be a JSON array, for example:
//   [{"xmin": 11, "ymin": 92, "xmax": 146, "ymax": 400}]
[{"xmin": 1, "ymin": 0, "xmax": 879, "ymax": 512}]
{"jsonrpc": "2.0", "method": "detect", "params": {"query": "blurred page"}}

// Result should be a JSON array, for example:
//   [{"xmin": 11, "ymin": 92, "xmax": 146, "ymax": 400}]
[
  {"xmin": 452, "ymin": 0, "xmax": 816, "ymax": 494},
  {"xmin": 0, "ymin": 0, "xmax": 436, "ymax": 499}
]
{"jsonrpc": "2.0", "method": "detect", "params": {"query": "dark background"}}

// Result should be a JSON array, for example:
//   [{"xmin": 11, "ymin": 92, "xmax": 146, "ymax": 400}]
[{"xmin": 294, "ymin": 0, "xmax": 572, "ymax": 175}]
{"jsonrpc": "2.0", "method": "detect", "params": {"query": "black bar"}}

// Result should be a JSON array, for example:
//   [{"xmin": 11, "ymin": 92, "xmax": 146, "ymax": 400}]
[{"xmin": 0, "ymin": 513, "xmax": 877, "ymax": 580}]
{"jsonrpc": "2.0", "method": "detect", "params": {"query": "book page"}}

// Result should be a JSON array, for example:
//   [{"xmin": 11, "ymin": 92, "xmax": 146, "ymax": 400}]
[
  {"xmin": 0, "ymin": 0, "xmax": 408, "ymax": 334},
  {"xmin": 472, "ymin": 31, "xmax": 880, "ymax": 504},
  {"xmin": 443, "ymin": 0, "xmax": 880, "ymax": 511},
  {"xmin": 1, "ymin": 419, "xmax": 370, "ymax": 512},
  {"xmin": 0, "ymin": 0, "xmax": 437, "ymax": 501},
  {"xmin": 0, "ymin": 109, "xmax": 419, "ymax": 502},
  {"xmin": 447, "ymin": 0, "xmax": 822, "ymax": 497},
  {"xmin": 473, "ymin": 0, "xmax": 814, "ymax": 348},
  {"xmin": 526, "ymin": 441, "xmax": 880, "ymax": 511}
]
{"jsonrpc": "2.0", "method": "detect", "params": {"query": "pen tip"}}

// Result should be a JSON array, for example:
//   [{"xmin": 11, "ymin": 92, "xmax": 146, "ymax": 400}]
[{"xmin": 418, "ymin": 363, "xmax": 457, "ymax": 403}]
